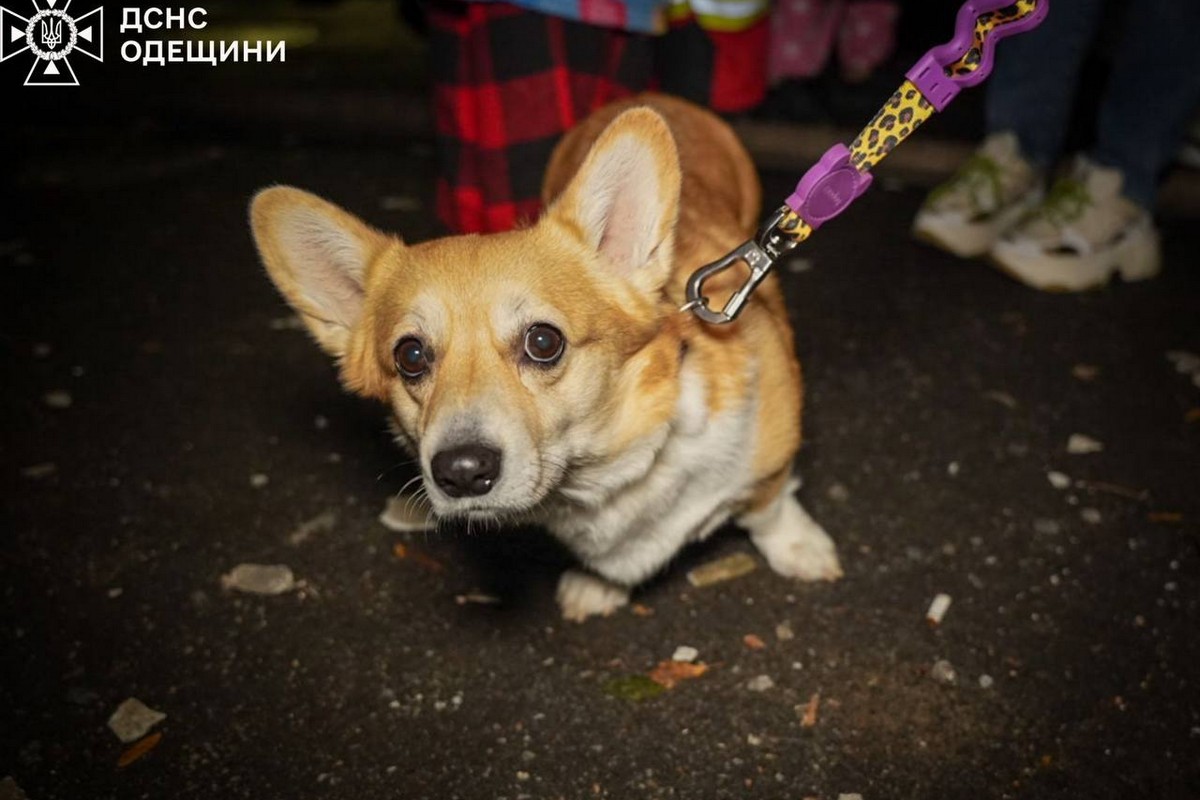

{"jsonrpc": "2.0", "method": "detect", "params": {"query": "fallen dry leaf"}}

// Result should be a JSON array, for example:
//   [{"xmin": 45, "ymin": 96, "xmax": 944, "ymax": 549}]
[
  {"xmin": 742, "ymin": 634, "xmax": 766, "ymax": 651},
  {"xmin": 1148, "ymin": 511, "xmax": 1183, "ymax": 524},
  {"xmin": 799, "ymin": 692, "xmax": 820, "ymax": 728},
  {"xmin": 392, "ymin": 543, "xmax": 444, "ymax": 573},
  {"xmin": 630, "ymin": 603, "xmax": 654, "ymax": 617},
  {"xmin": 647, "ymin": 660, "xmax": 708, "ymax": 689},
  {"xmin": 117, "ymin": 731, "xmax": 162, "ymax": 768}
]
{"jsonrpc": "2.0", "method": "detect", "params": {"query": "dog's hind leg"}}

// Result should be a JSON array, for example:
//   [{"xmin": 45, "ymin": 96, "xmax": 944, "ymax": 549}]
[{"xmin": 740, "ymin": 474, "xmax": 842, "ymax": 582}]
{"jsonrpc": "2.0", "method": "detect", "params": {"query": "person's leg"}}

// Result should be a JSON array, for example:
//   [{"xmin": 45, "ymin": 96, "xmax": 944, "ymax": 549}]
[
  {"xmin": 985, "ymin": 0, "xmax": 1105, "ymax": 168},
  {"xmin": 1091, "ymin": 0, "xmax": 1200, "ymax": 210},
  {"xmin": 428, "ymin": 0, "xmax": 653, "ymax": 234},
  {"xmin": 658, "ymin": 9, "xmax": 770, "ymax": 114},
  {"xmin": 766, "ymin": 0, "xmax": 841, "ymax": 84},
  {"xmin": 836, "ymin": 0, "xmax": 898, "ymax": 84}
]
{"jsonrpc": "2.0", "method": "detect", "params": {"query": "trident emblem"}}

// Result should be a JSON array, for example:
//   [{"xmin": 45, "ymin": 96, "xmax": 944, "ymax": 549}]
[
  {"xmin": 1, "ymin": 1, "xmax": 106, "ymax": 86},
  {"xmin": 40, "ymin": 17, "xmax": 61, "ymax": 49}
]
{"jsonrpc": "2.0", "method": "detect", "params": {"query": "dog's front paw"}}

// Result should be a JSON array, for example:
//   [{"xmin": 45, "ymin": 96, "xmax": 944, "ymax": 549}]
[
  {"xmin": 748, "ymin": 494, "xmax": 843, "ymax": 582},
  {"xmin": 556, "ymin": 570, "xmax": 630, "ymax": 623},
  {"xmin": 759, "ymin": 524, "xmax": 843, "ymax": 582}
]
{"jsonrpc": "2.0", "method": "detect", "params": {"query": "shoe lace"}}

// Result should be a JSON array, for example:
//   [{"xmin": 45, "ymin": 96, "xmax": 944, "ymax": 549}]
[
  {"xmin": 1036, "ymin": 177, "xmax": 1092, "ymax": 227},
  {"xmin": 928, "ymin": 153, "xmax": 1004, "ymax": 214}
]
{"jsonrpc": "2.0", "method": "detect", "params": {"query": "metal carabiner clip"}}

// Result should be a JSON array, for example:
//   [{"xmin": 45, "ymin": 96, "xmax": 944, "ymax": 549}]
[{"xmin": 681, "ymin": 208, "xmax": 799, "ymax": 325}]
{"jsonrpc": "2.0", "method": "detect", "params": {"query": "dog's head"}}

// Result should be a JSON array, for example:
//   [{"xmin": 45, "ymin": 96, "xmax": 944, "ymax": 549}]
[{"xmin": 250, "ymin": 108, "xmax": 685, "ymax": 519}]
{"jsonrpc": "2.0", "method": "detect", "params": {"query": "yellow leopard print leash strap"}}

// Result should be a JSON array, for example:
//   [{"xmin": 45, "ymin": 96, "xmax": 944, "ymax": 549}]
[{"xmin": 683, "ymin": 0, "xmax": 1049, "ymax": 324}]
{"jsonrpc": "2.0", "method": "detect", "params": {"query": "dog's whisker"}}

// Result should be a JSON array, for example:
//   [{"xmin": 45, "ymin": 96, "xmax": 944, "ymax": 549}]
[
  {"xmin": 395, "ymin": 474, "xmax": 424, "ymax": 500},
  {"xmin": 377, "ymin": 457, "xmax": 420, "ymax": 482}
]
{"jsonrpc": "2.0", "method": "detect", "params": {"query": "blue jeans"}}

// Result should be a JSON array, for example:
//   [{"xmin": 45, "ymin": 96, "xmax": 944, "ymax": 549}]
[{"xmin": 985, "ymin": 0, "xmax": 1200, "ymax": 210}]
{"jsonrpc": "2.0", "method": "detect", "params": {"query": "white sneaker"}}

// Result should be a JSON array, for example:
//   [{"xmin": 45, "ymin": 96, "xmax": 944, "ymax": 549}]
[
  {"xmin": 913, "ymin": 131, "xmax": 1043, "ymax": 257},
  {"xmin": 989, "ymin": 157, "xmax": 1161, "ymax": 292}
]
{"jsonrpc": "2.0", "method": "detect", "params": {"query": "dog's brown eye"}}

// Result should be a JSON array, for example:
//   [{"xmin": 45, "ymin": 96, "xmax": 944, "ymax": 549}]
[
  {"xmin": 394, "ymin": 336, "xmax": 431, "ymax": 379},
  {"xmin": 523, "ymin": 323, "xmax": 565, "ymax": 365}
]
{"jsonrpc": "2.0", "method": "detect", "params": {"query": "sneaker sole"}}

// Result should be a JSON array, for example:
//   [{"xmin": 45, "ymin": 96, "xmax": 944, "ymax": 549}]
[
  {"xmin": 912, "ymin": 192, "xmax": 1040, "ymax": 258},
  {"xmin": 988, "ymin": 222, "xmax": 1161, "ymax": 292}
]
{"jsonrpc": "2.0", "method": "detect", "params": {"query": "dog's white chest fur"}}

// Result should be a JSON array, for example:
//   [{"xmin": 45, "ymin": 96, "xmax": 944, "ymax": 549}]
[{"xmin": 540, "ymin": 359, "xmax": 756, "ymax": 586}]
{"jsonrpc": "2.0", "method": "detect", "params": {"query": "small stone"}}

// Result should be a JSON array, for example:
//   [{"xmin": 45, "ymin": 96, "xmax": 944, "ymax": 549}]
[
  {"xmin": 947, "ymin": 461, "xmax": 960, "ymax": 477},
  {"xmin": 746, "ymin": 674, "xmax": 775, "ymax": 692},
  {"xmin": 671, "ymin": 646, "xmax": 699, "ymax": 663},
  {"xmin": 1033, "ymin": 518, "xmax": 1060, "ymax": 535},
  {"xmin": 42, "ymin": 390, "xmax": 72, "ymax": 409},
  {"xmin": 838, "ymin": 795, "xmax": 864, "ymax": 800},
  {"xmin": 1080, "ymin": 508, "xmax": 1102, "ymax": 525},
  {"xmin": 107, "ymin": 698, "xmax": 166, "ymax": 743},
  {"xmin": 1047, "ymin": 471, "xmax": 1071, "ymax": 490},
  {"xmin": 107, "ymin": 587, "xmax": 123, "ymax": 599},
  {"xmin": 516, "ymin": 771, "xmax": 530, "ymax": 781},
  {"xmin": 826, "ymin": 482, "xmax": 850, "ymax": 503},
  {"xmin": 1067, "ymin": 434, "xmax": 1103, "ymax": 455},
  {"xmin": 313, "ymin": 415, "xmax": 329, "ymax": 430},
  {"xmin": 746, "ymin": 734, "xmax": 763, "ymax": 746},
  {"xmin": 220, "ymin": 563, "xmax": 295, "ymax": 595},
  {"xmin": 785, "ymin": 257, "xmax": 813, "ymax": 274},
  {"xmin": 1072, "ymin": 364, "xmax": 1099, "ymax": 381},
  {"xmin": 930, "ymin": 659, "xmax": 957, "ymax": 686},
  {"xmin": 249, "ymin": 473, "xmax": 269, "ymax": 488},
  {"xmin": 774, "ymin": 621, "xmax": 794, "ymax": 641},
  {"xmin": 978, "ymin": 674, "xmax": 995, "ymax": 689}
]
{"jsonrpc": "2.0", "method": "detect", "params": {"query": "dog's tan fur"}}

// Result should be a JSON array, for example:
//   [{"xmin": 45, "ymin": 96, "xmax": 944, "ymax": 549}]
[{"xmin": 251, "ymin": 94, "xmax": 840, "ymax": 620}]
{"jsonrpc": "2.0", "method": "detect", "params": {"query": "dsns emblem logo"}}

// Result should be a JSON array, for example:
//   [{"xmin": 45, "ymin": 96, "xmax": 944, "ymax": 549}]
[{"xmin": 0, "ymin": 0, "xmax": 103, "ymax": 86}]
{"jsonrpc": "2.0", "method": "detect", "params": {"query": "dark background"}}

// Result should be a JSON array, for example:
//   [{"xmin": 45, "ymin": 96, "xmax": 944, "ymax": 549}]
[{"xmin": 3, "ymin": 1, "xmax": 1199, "ymax": 799}]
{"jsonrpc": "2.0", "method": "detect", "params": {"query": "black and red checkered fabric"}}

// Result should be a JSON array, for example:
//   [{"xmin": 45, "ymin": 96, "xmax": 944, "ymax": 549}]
[{"xmin": 429, "ymin": 0, "xmax": 767, "ymax": 233}]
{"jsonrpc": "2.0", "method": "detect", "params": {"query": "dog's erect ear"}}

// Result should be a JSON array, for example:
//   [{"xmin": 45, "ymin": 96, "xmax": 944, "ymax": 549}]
[
  {"xmin": 548, "ymin": 108, "xmax": 682, "ymax": 296},
  {"xmin": 250, "ymin": 186, "xmax": 393, "ymax": 357}
]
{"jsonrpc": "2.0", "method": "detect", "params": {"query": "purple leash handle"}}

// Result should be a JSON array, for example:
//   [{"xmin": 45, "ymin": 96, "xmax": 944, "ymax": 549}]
[
  {"xmin": 907, "ymin": 0, "xmax": 1050, "ymax": 112},
  {"xmin": 785, "ymin": 0, "xmax": 1049, "ymax": 229},
  {"xmin": 683, "ymin": 0, "xmax": 1050, "ymax": 323}
]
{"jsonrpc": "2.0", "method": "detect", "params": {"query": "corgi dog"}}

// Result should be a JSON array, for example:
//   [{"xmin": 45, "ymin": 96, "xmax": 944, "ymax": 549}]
[{"xmin": 249, "ymin": 94, "xmax": 841, "ymax": 621}]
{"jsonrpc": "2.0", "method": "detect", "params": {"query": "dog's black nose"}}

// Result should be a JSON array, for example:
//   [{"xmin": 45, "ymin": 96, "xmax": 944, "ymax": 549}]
[{"xmin": 431, "ymin": 444, "xmax": 502, "ymax": 497}]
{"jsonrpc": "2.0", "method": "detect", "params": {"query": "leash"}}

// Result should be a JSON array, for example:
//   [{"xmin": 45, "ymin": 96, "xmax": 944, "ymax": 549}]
[{"xmin": 681, "ymin": 0, "xmax": 1050, "ymax": 324}]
